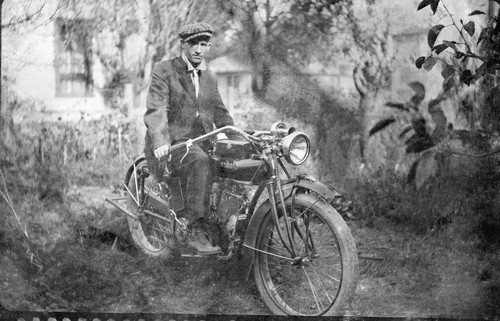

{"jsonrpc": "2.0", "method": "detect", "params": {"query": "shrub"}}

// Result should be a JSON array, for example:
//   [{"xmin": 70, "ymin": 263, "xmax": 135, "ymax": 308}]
[{"xmin": 2, "ymin": 111, "xmax": 142, "ymax": 195}]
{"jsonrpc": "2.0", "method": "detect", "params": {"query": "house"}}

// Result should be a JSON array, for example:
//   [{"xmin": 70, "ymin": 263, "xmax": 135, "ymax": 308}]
[
  {"xmin": 2, "ymin": 2, "xmax": 109, "ymax": 121},
  {"xmin": 2, "ymin": 4, "xmax": 253, "ymax": 121},
  {"xmin": 207, "ymin": 56, "xmax": 254, "ymax": 113}
]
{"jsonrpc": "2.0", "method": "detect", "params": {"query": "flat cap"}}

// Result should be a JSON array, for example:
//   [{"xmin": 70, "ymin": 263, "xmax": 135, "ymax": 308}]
[{"xmin": 178, "ymin": 22, "xmax": 214, "ymax": 42}]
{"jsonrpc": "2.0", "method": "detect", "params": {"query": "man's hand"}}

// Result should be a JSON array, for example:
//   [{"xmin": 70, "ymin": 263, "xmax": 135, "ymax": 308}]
[{"xmin": 154, "ymin": 145, "xmax": 170, "ymax": 159}]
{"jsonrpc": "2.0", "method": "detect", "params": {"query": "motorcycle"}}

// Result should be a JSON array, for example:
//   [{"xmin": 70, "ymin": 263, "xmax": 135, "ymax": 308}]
[{"xmin": 107, "ymin": 122, "xmax": 358, "ymax": 316}]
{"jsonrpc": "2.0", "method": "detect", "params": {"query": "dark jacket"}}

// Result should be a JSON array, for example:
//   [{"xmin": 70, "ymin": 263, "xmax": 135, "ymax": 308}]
[{"xmin": 144, "ymin": 56, "xmax": 234, "ymax": 166}]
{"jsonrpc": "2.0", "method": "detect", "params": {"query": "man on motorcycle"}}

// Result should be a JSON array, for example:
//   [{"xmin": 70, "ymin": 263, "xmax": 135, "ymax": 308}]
[{"xmin": 143, "ymin": 22, "xmax": 234, "ymax": 255}]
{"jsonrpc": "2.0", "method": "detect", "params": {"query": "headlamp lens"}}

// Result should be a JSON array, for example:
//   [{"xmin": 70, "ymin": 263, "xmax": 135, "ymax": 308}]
[
  {"xmin": 290, "ymin": 135, "xmax": 309, "ymax": 164},
  {"xmin": 282, "ymin": 132, "xmax": 310, "ymax": 165}
]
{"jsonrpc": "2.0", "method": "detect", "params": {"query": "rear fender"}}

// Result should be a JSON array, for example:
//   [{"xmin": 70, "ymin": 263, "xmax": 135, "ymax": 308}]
[
  {"xmin": 240, "ymin": 175, "xmax": 341, "ymax": 279},
  {"xmin": 123, "ymin": 154, "xmax": 147, "ymax": 190}
]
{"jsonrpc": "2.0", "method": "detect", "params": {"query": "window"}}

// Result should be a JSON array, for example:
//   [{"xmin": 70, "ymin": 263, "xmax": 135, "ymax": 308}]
[
  {"xmin": 54, "ymin": 18, "xmax": 93, "ymax": 97},
  {"xmin": 224, "ymin": 74, "xmax": 241, "ymax": 109},
  {"xmin": 227, "ymin": 74, "xmax": 240, "ymax": 89}
]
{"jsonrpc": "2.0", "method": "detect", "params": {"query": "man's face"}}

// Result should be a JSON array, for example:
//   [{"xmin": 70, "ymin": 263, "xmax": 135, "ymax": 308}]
[{"xmin": 182, "ymin": 37, "xmax": 211, "ymax": 66}]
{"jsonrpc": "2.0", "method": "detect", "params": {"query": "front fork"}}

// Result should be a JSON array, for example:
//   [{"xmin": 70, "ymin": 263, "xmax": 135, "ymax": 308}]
[{"xmin": 266, "ymin": 154, "xmax": 317, "ymax": 259}]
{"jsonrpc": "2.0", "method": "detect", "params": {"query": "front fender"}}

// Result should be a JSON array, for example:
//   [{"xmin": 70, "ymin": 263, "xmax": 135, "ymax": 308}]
[
  {"xmin": 241, "ymin": 175, "xmax": 341, "ymax": 279},
  {"xmin": 280, "ymin": 174, "xmax": 341, "ymax": 202}
]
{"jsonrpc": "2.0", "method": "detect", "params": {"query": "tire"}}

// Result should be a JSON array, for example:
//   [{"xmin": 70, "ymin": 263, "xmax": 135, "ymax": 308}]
[
  {"xmin": 126, "ymin": 160, "xmax": 172, "ymax": 257},
  {"xmin": 253, "ymin": 193, "xmax": 358, "ymax": 316}
]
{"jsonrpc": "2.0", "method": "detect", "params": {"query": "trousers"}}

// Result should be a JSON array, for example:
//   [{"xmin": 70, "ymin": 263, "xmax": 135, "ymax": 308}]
[{"xmin": 167, "ymin": 144, "xmax": 210, "ymax": 222}]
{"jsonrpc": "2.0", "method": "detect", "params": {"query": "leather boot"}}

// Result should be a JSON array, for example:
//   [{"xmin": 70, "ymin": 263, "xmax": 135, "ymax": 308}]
[{"xmin": 187, "ymin": 226, "xmax": 222, "ymax": 255}]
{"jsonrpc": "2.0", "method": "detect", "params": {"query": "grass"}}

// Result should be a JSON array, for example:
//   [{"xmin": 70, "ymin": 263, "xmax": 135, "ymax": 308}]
[
  {"xmin": 342, "ymin": 162, "xmax": 500, "ymax": 317},
  {"xmin": 1, "ymin": 112, "xmax": 499, "ymax": 317}
]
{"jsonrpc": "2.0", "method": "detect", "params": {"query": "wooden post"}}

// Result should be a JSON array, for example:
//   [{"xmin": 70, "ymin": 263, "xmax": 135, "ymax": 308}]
[
  {"xmin": 63, "ymin": 143, "xmax": 67, "ymax": 166},
  {"xmin": 118, "ymin": 126, "xmax": 123, "ymax": 161},
  {"xmin": 38, "ymin": 137, "xmax": 44, "ymax": 165},
  {"xmin": 92, "ymin": 147, "xmax": 97, "ymax": 166}
]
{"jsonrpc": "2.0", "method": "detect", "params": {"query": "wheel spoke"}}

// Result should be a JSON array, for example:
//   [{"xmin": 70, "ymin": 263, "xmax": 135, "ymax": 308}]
[
  {"xmin": 254, "ymin": 194, "xmax": 357, "ymax": 316},
  {"xmin": 302, "ymin": 265, "xmax": 324, "ymax": 313},
  {"xmin": 266, "ymin": 235, "xmax": 288, "ymax": 253},
  {"xmin": 126, "ymin": 162, "xmax": 173, "ymax": 256},
  {"xmin": 244, "ymin": 244, "xmax": 294, "ymax": 261},
  {"xmin": 291, "ymin": 199, "xmax": 320, "ymax": 222},
  {"xmin": 312, "ymin": 267, "xmax": 333, "ymax": 304},
  {"xmin": 291, "ymin": 220, "xmax": 310, "ymax": 253},
  {"xmin": 133, "ymin": 163, "xmax": 139, "ymax": 204},
  {"xmin": 124, "ymin": 182, "xmax": 139, "ymax": 206},
  {"xmin": 149, "ymin": 235, "xmax": 167, "ymax": 247},
  {"xmin": 310, "ymin": 265, "xmax": 341, "ymax": 284}
]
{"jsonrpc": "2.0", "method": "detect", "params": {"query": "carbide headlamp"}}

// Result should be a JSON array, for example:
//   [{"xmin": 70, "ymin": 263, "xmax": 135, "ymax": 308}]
[{"xmin": 280, "ymin": 131, "xmax": 310, "ymax": 165}]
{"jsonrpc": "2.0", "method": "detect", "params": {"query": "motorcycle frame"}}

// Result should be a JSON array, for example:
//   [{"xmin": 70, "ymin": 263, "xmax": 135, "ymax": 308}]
[{"xmin": 118, "ymin": 126, "xmax": 343, "ymax": 273}]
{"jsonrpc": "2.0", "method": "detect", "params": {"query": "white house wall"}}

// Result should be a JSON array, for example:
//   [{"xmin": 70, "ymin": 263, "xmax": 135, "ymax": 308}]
[{"xmin": 2, "ymin": 0, "xmax": 108, "ymax": 121}]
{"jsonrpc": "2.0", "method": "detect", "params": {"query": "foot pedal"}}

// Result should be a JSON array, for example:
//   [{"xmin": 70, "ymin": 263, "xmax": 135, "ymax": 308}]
[
  {"xmin": 181, "ymin": 253, "xmax": 206, "ymax": 258},
  {"xmin": 181, "ymin": 251, "xmax": 222, "ymax": 258},
  {"xmin": 180, "ymin": 247, "xmax": 224, "ymax": 257}
]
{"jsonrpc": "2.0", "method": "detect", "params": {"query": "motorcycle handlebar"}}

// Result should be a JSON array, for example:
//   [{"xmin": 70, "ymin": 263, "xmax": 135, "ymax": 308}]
[{"xmin": 167, "ymin": 126, "xmax": 261, "ymax": 155}]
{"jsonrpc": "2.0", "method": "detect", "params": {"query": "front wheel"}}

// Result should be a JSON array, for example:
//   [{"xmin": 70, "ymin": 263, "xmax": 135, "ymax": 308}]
[{"xmin": 253, "ymin": 193, "xmax": 358, "ymax": 316}]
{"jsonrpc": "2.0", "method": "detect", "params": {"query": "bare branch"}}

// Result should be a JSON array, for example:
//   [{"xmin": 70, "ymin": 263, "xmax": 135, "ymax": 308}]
[
  {"xmin": 1, "ymin": 3, "xmax": 45, "ymax": 29},
  {"xmin": 353, "ymin": 66, "xmax": 368, "ymax": 96},
  {"xmin": 0, "ymin": 168, "xmax": 29, "ymax": 240},
  {"xmin": 441, "ymin": 0, "xmax": 473, "ymax": 53}
]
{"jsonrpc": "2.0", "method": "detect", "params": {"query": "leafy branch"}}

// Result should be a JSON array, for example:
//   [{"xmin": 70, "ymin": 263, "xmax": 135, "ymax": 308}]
[
  {"xmin": 415, "ymin": 0, "xmax": 500, "ymax": 92},
  {"xmin": 441, "ymin": 1, "xmax": 473, "ymax": 53},
  {"xmin": 369, "ymin": 82, "xmax": 500, "ymax": 189}
]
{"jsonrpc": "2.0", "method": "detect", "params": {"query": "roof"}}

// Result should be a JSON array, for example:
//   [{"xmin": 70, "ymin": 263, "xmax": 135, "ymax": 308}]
[{"xmin": 208, "ymin": 56, "xmax": 251, "ymax": 73}]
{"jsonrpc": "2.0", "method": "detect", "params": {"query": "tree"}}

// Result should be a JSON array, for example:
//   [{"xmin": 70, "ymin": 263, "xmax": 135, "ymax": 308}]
[
  {"xmin": 60, "ymin": 0, "xmax": 225, "ymax": 113},
  {"xmin": 370, "ymin": 81, "xmax": 500, "ymax": 189},
  {"xmin": 214, "ymin": 0, "xmax": 412, "ymax": 176},
  {"xmin": 415, "ymin": 0, "xmax": 500, "ymax": 131},
  {"xmin": 1, "ymin": 0, "xmax": 63, "ymax": 115},
  {"xmin": 1, "ymin": 0, "xmax": 61, "ymax": 31},
  {"xmin": 368, "ymin": 0, "xmax": 500, "ymax": 189},
  {"xmin": 216, "ymin": 0, "xmax": 351, "ymax": 97},
  {"xmin": 348, "ymin": 1, "xmax": 395, "ymax": 167}
]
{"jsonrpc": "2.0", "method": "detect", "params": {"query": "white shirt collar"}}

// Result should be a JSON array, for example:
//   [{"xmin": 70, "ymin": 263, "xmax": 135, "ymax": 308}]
[{"xmin": 181, "ymin": 52, "xmax": 206, "ymax": 72}]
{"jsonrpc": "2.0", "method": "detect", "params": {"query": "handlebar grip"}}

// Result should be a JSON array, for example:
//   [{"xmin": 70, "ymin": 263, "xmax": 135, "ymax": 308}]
[{"xmin": 155, "ymin": 143, "xmax": 185, "ymax": 161}]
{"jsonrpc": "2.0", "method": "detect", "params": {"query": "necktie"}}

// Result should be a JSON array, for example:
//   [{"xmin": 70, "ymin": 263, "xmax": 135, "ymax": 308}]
[
  {"xmin": 191, "ymin": 69, "xmax": 200, "ymax": 99},
  {"xmin": 191, "ymin": 69, "xmax": 200, "ymax": 116}
]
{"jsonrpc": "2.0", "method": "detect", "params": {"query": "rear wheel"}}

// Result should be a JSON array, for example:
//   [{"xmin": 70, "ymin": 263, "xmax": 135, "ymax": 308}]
[
  {"xmin": 126, "ymin": 160, "xmax": 173, "ymax": 257},
  {"xmin": 253, "ymin": 193, "xmax": 358, "ymax": 316}
]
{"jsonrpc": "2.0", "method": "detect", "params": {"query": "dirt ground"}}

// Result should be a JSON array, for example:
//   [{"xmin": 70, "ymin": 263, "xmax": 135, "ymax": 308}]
[{"xmin": 1, "ymin": 186, "xmax": 499, "ymax": 318}]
